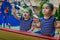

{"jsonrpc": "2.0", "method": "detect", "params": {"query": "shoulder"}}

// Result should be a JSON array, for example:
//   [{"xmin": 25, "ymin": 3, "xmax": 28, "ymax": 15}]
[
  {"xmin": 30, "ymin": 17, "xmax": 34, "ymax": 21},
  {"xmin": 51, "ymin": 16, "xmax": 55, "ymax": 18},
  {"xmin": 38, "ymin": 17, "xmax": 44, "ymax": 21},
  {"xmin": 50, "ymin": 16, "xmax": 56, "ymax": 22},
  {"xmin": 51, "ymin": 16, "xmax": 56, "ymax": 20}
]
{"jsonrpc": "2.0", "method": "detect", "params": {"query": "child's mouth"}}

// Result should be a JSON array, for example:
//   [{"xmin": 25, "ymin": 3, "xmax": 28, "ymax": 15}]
[{"xmin": 24, "ymin": 14, "xmax": 27, "ymax": 16}]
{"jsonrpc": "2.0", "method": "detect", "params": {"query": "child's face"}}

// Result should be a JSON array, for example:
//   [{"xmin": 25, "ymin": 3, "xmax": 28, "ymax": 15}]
[
  {"xmin": 23, "ymin": 10, "xmax": 30, "ymax": 19},
  {"xmin": 42, "ymin": 4, "xmax": 52, "ymax": 15}
]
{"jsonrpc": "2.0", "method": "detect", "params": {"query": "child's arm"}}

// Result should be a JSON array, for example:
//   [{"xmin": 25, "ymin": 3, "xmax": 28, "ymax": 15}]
[
  {"xmin": 12, "ymin": 8, "xmax": 21, "ymax": 20},
  {"xmin": 32, "ymin": 21, "xmax": 41, "ymax": 28},
  {"xmin": 28, "ymin": 21, "xmax": 40, "ymax": 33},
  {"xmin": 54, "ymin": 21, "xmax": 57, "ymax": 27},
  {"xmin": 27, "ymin": 26, "xmax": 34, "ymax": 32}
]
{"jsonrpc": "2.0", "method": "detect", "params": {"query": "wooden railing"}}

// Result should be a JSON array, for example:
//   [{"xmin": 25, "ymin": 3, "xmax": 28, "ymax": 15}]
[{"xmin": 0, "ymin": 28, "xmax": 60, "ymax": 40}]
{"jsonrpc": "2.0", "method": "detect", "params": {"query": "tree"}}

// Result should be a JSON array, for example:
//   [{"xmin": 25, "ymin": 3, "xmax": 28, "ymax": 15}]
[
  {"xmin": 57, "ymin": 4, "xmax": 60, "ymax": 21},
  {"xmin": 54, "ymin": 4, "xmax": 60, "ymax": 21},
  {"xmin": 54, "ymin": 9, "xmax": 58, "ymax": 20}
]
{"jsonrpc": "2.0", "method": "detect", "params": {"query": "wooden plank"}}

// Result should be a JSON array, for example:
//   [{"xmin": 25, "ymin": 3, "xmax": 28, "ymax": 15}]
[{"xmin": 0, "ymin": 28, "xmax": 59, "ymax": 40}]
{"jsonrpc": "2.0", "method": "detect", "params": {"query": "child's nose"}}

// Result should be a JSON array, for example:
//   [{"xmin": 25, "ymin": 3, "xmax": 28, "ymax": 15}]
[
  {"xmin": 24, "ymin": 14, "xmax": 26, "ymax": 16},
  {"xmin": 43, "ymin": 9, "xmax": 46, "ymax": 12}
]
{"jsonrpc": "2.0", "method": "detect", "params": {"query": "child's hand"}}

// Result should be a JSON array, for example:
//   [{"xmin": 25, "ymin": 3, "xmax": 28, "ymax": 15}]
[
  {"xmin": 27, "ymin": 30, "xmax": 32, "ymax": 33},
  {"xmin": 32, "ymin": 21, "xmax": 40, "ymax": 28},
  {"xmin": 27, "ymin": 27, "xmax": 34, "ymax": 33},
  {"xmin": 33, "ymin": 15, "xmax": 39, "ymax": 22},
  {"xmin": 32, "ymin": 22, "xmax": 37, "ymax": 27}
]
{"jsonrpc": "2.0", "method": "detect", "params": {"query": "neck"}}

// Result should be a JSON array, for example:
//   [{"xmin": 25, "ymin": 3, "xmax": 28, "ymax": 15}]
[
  {"xmin": 24, "ymin": 17, "xmax": 30, "ymax": 20},
  {"xmin": 44, "ymin": 15, "xmax": 51, "ymax": 19},
  {"xmin": 24, "ymin": 19, "xmax": 29, "ymax": 20}
]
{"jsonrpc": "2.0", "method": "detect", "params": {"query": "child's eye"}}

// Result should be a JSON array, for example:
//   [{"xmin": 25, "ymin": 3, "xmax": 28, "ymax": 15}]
[
  {"xmin": 42, "ymin": 7, "xmax": 49, "ymax": 9},
  {"xmin": 23, "ymin": 11, "xmax": 29, "ymax": 13},
  {"xmin": 45, "ymin": 8, "xmax": 49, "ymax": 9}
]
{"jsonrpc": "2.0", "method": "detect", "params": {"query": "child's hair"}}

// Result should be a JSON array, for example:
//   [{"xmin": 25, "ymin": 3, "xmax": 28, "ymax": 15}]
[
  {"xmin": 25, "ymin": 7, "xmax": 33, "ymax": 17},
  {"xmin": 45, "ymin": 3, "xmax": 54, "ymax": 11}
]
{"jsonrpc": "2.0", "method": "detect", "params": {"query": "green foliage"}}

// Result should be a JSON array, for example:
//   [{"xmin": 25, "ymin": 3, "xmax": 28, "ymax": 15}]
[
  {"xmin": 57, "ymin": 4, "xmax": 60, "ymax": 21},
  {"xmin": 54, "ymin": 10, "xmax": 57, "ymax": 17},
  {"xmin": 54, "ymin": 10, "xmax": 58, "ymax": 20},
  {"xmin": 34, "ymin": 0, "xmax": 40, "ymax": 2},
  {"xmin": 54, "ymin": 4, "xmax": 60, "ymax": 21},
  {"xmin": 23, "ymin": 5, "xmax": 28, "ymax": 9},
  {"xmin": 44, "ymin": 0, "xmax": 49, "ymax": 2}
]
